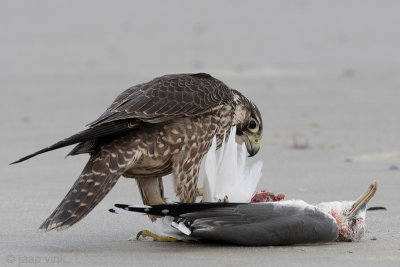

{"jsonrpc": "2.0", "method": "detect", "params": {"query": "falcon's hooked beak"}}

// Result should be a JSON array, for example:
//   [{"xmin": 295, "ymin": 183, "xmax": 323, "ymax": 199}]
[
  {"xmin": 244, "ymin": 134, "xmax": 261, "ymax": 157},
  {"xmin": 346, "ymin": 181, "xmax": 378, "ymax": 217},
  {"xmin": 235, "ymin": 114, "xmax": 262, "ymax": 157}
]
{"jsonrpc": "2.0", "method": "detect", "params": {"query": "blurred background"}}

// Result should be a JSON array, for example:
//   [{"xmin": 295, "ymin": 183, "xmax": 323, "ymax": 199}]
[{"xmin": 1, "ymin": 1, "xmax": 399, "ymax": 265}]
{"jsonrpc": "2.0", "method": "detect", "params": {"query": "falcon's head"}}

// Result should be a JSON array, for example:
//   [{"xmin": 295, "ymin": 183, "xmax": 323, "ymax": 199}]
[{"xmin": 231, "ymin": 89, "xmax": 263, "ymax": 157}]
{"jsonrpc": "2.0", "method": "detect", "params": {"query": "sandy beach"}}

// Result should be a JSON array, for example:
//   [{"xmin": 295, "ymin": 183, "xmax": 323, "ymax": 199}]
[{"xmin": 1, "ymin": 1, "xmax": 399, "ymax": 266}]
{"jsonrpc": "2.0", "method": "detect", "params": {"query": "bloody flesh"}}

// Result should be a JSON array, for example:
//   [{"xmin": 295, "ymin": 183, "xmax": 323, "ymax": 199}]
[{"xmin": 250, "ymin": 190, "xmax": 285, "ymax": 203}]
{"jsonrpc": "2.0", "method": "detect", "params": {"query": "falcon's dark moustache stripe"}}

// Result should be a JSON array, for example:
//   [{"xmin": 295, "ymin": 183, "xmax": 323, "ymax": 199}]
[
  {"xmin": 113, "ymin": 202, "xmax": 241, "ymax": 217},
  {"xmin": 10, "ymin": 119, "xmax": 139, "ymax": 164}
]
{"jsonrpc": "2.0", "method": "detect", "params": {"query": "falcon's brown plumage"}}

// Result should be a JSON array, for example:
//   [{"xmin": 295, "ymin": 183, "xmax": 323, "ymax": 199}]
[{"xmin": 12, "ymin": 73, "xmax": 263, "ymax": 232}]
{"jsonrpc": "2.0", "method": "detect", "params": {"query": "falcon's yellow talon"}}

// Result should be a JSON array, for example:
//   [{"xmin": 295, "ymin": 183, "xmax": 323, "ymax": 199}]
[
  {"xmin": 136, "ymin": 229, "xmax": 181, "ymax": 242},
  {"xmin": 197, "ymin": 188, "xmax": 204, "ymax": 197},
  {"xmin": 223, "ymin": 195, "xmax": 229, "ymax": 203},
  {"xmin": 217, "ymin": 195, "xmax": 229, "ymax": 203}
]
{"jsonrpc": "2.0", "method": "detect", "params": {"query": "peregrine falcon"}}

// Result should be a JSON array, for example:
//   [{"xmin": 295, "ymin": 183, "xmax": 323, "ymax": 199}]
[{"xmin": 12, "ymin": 73, "xmax": 263, "ymax": 232}]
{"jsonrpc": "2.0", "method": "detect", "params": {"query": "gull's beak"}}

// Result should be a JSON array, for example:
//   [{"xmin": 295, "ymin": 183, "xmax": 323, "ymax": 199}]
[
  {"xmin": 346, "ymin": 181, "xmax": 378, "ymax": 217},
  {"xmin": 244, "ymin": 134, "xmax": 261, "ymax": 157}
]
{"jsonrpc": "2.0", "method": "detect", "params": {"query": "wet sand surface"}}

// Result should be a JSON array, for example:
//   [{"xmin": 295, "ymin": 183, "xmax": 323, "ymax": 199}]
[{"xmin": 1, "ymin": 1, "xmax": 399, "ymax": 266}]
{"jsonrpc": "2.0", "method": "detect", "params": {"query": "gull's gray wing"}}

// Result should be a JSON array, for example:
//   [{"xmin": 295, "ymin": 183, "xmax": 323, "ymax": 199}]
[{"xmin": 187, "ymin": 202, "xmax": 338, "ymax": 245}]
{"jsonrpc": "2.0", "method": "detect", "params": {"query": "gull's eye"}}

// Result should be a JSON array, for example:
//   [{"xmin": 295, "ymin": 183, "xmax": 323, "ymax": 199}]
[{"xmin": 248, "ymin": 119, "xmax": 258, "ymax": 132}]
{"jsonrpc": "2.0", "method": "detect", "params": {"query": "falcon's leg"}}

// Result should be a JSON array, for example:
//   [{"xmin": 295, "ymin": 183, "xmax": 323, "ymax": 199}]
[
  {"xmin": 135, "ymin": 178, "xmax": 191, "ymax": 243},
  {"xmin": 172, "ymin": 151, "xmax": 205, "ymax": 203},
  {"xmin": 136, "ymin": 176, "xmax": 165, "ymax": 221}
]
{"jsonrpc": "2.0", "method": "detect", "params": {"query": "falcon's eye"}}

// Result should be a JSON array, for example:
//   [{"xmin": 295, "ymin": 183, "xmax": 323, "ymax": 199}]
[{"xmin": 248, "ymin": 119, "xmax": 258, "ymax": 132}]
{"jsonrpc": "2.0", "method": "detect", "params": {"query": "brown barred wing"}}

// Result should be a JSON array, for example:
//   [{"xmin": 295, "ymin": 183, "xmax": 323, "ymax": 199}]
[{"xmin": 87, "ymin": 73, "xmax": 234, "ymax": 127}]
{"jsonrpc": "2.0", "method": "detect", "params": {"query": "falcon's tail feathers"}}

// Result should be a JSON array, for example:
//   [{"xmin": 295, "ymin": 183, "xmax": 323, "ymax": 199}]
[
  {"xmin": 38, "ymin": 154, "xmax": 124, "ymax": 232},
  {"xmin": 10, "ymin": 120, "xmax": 138, "ymax": 164}
]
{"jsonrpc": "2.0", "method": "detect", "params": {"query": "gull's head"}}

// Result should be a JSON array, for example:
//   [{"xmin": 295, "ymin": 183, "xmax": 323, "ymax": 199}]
[{"xmin": 317, "ymin": 181, "xmax": 378, "ymax": 242}]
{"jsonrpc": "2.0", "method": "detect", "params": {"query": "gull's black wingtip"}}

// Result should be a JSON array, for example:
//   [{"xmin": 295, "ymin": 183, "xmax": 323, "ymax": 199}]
[{"xmin": 114, "ymin": 204, "xmax": 130, "ymax": 209}]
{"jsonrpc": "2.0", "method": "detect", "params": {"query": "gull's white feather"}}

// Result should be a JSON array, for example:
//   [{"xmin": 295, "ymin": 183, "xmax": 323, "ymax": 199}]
[{"xmin": 203, "ymin": 127, "xmax": 263, "ymax": 202}]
